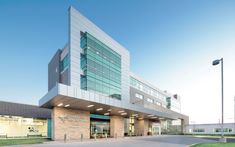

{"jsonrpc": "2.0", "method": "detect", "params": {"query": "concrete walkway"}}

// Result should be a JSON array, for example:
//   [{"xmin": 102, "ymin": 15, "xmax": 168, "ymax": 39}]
[{"xmin": 21, "ymin": 135, "xmax": 217, "ymax": 147}]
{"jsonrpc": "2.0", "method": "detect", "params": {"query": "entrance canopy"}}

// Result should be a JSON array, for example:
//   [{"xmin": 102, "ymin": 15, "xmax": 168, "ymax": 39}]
[{"xmin": 39, "ymin": 83, "xmax": 185, "ymax": 121}]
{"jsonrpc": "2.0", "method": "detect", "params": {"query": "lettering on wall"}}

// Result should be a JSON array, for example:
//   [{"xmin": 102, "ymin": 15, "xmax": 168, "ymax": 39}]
[{"xmin": 58, "ymin": 114, "xmax": 88, "ymax": 123}]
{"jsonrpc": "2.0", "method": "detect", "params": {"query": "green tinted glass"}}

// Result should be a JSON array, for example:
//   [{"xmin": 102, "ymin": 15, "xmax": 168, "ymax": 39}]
[
  {"xmin": 60, "ymin": 54, "xmax": 69, "ymax": 72},
  {"xmin": 80, "ymin": 32, "xmax": 121, "ymax": 100}
]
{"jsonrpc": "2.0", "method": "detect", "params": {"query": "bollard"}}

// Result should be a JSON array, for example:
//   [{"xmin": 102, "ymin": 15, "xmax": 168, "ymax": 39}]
[
  {"xmin": 64, "ymin": 133, "xmax": 67, "ymax": 143},
  {"xmin": 105, "ymin": 133, "xmax": 107, "ymax": 139},
  {"xmin": 94, "ymin": 133, "xmax": 97, "ymax": 141},
  {"xmin": 115, "ymin": 133, "xmax": 117, "ymax": 139},
  {"xmin": 81, "ymin": 133, "xmax": 83, "ymax": 142}
]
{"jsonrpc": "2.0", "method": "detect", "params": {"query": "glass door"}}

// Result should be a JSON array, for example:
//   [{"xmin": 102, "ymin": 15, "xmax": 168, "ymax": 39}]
[
  {"xmin": 90, "ymin": 120, "xmax": 110, "ymax": 138},
  {"xmin": 152, "ymin": 123, "xmax": 161, "ymax": 135}
]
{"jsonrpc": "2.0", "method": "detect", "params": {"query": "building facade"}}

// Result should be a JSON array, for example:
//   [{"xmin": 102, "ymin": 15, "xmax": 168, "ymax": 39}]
[
  {"xmin": 39, "ymin": 6, "xmax": 189, "ymax": 140},
  {"xmin": 186, "ymin": 123, "xmax": 235, "ymax": 135},
  {"xmin": 0, "ymin": 101, "xmax": 51, "ymax": 138}
]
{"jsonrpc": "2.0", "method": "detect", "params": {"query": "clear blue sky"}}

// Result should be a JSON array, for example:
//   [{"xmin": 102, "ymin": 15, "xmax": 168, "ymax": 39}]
[{"xmin": 0, "ymin": 0, "xmax": 235, "ymax": 123}]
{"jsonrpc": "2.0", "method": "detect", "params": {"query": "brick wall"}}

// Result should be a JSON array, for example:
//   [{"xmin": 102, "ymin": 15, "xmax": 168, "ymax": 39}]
[
  {"xmin": 110, "ymin": 116, "xmax": 124, "ymax": 137},
  {"xmin": 135, "ymin": 119, "xmax": 150, "ymax": 136},
  {"xmin": 52, "ymin": 107, "xmax": 90, "ymax": 140}
]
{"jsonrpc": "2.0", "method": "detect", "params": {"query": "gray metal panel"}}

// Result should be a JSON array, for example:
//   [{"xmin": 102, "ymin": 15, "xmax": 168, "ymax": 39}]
[
  {"xmin": 60, "ymin": 68, "xmax": 69, "ymax": 85},
  {"xmin": 130, "ymin": 87, "xmax": 188, "ymax": 121},
  {"xmin": 48, "ymin": 49, "xmax": 61, "ymax": 91},
  {"xmin": 68, "ymin": 6, "xmax": 130, "ymax": 102},
  {"xmin": 0, "ymin": 101, "xmax": 51, "ymax": 119},
  {"xmin": 130, "ymin": 87, "xmax": 166, "ymax": 106}
]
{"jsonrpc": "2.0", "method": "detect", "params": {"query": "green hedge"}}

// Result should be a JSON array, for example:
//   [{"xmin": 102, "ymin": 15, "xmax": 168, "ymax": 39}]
[
  {"xmin": 0, "ymin": 138, "xmax": 48, "ymax": 146},
  {"xmin": 191, "ymin": 143, "xmax": 235, "ymax": 147}
]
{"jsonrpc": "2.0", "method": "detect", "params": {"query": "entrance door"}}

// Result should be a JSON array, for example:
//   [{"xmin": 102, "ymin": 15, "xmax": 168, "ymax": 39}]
[
  {"xmin": 152, "ymin": 123, "xmax": 161, "ymax": 135},
  {"xmin": 90, "ymin": 114, "xmax": 110, "ymax": 138}
]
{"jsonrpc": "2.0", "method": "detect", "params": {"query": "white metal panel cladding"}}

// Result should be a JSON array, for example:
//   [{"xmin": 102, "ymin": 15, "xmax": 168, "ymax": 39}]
[{"xmin": 68, "ymin": 6, "xmax": 130, "ymax": 102}]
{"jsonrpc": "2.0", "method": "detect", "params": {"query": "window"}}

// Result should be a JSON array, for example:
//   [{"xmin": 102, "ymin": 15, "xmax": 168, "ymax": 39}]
[
  {"xmin": 60, "ymin": 54, "xmax": 69, "ymax": 72},
  {"xmin": 214, "ymin": 128, "xmax": 232, "ymax": 132},
  {"xmin": 130, "ymin": 77, "xmax": 168, "ymax": 103},
  {"xmin": 155, "ymin": 101, "xmax": 161, "ymax": 106},
  {"xmin": 193, "ymin": 129, "xmax": 205, "ymax": 132},
  {"xmin": 0, "ymin": 115, "xmax": 49, "ymax": 138},
  {"xmin": 162, "ymin": 104, "xmax": 166, "ymax": 108},
  {"xmin": 147, "ymin": 98, "xmax": 153, "ymax": 103},
  {"xmin": 135, "ymin": 93, "xmax": 143, "ymax": 99},
  {"xmin": 166, "ymin": 97, "xmax": 171, "ymax": 109}
]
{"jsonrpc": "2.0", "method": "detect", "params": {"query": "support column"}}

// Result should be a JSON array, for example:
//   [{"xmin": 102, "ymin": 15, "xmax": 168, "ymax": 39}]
[
  {"xmin": 110, "ymin": 116, "xmax": 124, "ymax": 138},
  {"xmin": 181, "ymin": 117, "xmax": 189, "ymax": 134},
  {"xmin": 52, "ymin": 107, "xmax": 90, "ymax": 140},
  {"xmin": 134, "ymin": 119, "xmax": 150, "ymax": 136},
  {"xmin": 181, "ymin": 119, "xmax": 184, "ymax": 133}
]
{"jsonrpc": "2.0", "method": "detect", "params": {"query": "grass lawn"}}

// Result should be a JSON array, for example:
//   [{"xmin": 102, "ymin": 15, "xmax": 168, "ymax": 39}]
[
  {"xmin": 191, "ymin": 142, "xmax": 235, "ymax": 147},
  {"xmin": 0, "ymin": 138, "xmax": 48, "ymax": 146},
  {"xmin": 192, "ymin": 134, "xmax": 235, "ymax": 138}
]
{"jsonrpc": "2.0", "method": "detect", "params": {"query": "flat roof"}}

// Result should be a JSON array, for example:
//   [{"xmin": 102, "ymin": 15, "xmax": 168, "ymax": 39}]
[{"xmin": 0, "ymin": 100, "xmax": 51, "ymax": 119}]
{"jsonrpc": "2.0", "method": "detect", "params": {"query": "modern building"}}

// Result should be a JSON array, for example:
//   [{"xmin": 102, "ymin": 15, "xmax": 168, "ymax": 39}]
[
  {"xmin": 0, "ymin": 101, "xmax": 51, "ymax": 138},
  {"xmin": 37, "ymin": 6, "xmax": 189, "ymax": 141},
  {"xmin": 186, "ymin": 123, "xmax": 235, "ymax": 135}
]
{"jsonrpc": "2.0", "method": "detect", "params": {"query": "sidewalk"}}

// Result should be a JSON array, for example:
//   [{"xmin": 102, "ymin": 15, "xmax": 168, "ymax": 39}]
[{"xmin": 43, "ymin": 135, "xmax": 158, "ymax": 144}]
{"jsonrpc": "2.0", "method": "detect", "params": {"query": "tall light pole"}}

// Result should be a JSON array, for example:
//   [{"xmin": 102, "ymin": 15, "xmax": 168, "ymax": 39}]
[
  {"xmin": 234, "ymin": 96, "xmax": 235, "ymax": 133},
  {"xmin": 212, "ymin": 58, "xmax": 226, "ymax": 142}
]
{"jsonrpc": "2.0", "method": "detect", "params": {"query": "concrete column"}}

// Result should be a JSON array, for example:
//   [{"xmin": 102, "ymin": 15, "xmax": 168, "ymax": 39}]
[
  {"xmin": 181, "ymin": 117, "xmax": 189, "ymax": 134},
  {"xmin": 110, "ymin": 116, "xmax": 124, "ymax": 138},
  {"xmin": 134, "ymin": 119, "xmax": 150, "ymax": 136},
  {"xmin": 52, "ymin": 107, "xmax": 90, "ymax": 140}
]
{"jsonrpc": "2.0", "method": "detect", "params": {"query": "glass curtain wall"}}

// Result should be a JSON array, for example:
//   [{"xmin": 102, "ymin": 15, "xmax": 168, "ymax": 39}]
[
  {"xmin": 0, "ymin": 115, "xmax": 49, "ymax": 138},
  {"xmin": 161, "ymin": 119, "xmax": 182, "ymax": 135},
  {"xmin": 80, "ymin": 32, "xmax": 122, "ymax": 100}
]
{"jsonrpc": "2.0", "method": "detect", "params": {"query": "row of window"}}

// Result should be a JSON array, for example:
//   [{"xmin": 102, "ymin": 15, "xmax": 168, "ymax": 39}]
[
  {"xmin": 81, "ymin": 32, "xmax": 121, "ymax": 65},
  {"xmin": 191, "ymin": 128, "xmax": 233, "ymax": 133},
  {"xmin": 135, "ymin": 93, "xmax": 143, "ymax": 99},
  {"xmin": 81, "ymin": 55, "xmax": 121, "ymax": 80},
  {"xmin": 85, "ymin": 67, "xmax": 121, "ymax": 84},
  {"xmin": 84, "ymin": 70, "xmax": 121, "ymax": 89},
  {"xmin": 130, "ymin": 77, "xmax": 167, "ymax": 101},
  {"xmin": 135, "ymin": 93, "xmax": 163, "ymax": 106},
  {"xmin": 81, "ymin": 76, "xmax": 121, "ymax": 100},
  {"xmin": 80, "ymin": 32, "xmax": 122, "ymax": 100},
  {"xmin": 0, "ymin": 115, "xmax": 50, "ymax": 138},
  {"xmin": 192, "ymin": 129, "xmax": 205, "ymax": 132},
  {"xmin": 84, "ymin": 48, "xmax": 121, "ymax": 72},
  {"xmin": 86, "ymin": 34, "xmax": 121, "ymax": 60},
  {"xmin": 214, "ymin": 128, "xmax": 233, "ymax": 133},
  {"xmin": 85, "ymin": 45, "xmax": 121, "ymax": 68},
  {"xmin": 147, "ymin": 98, "xmax": 153, "ymax": 103}
]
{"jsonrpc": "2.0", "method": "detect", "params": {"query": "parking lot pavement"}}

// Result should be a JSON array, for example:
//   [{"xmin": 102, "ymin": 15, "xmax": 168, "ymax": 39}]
[{"xmin": 22, "ymin": 135, "xmax": 217, "ymax": 147}]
